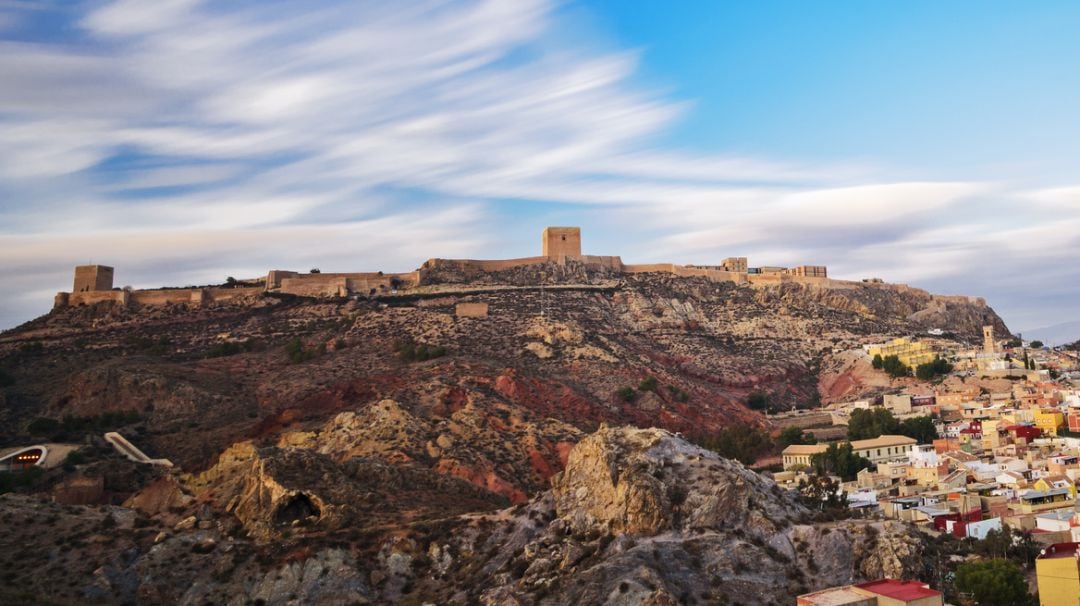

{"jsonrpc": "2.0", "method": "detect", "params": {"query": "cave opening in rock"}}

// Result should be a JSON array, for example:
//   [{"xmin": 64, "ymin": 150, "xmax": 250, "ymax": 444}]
[{"xmin": 274, "ymin": 493, "xmax": 320, "ymax": 526}]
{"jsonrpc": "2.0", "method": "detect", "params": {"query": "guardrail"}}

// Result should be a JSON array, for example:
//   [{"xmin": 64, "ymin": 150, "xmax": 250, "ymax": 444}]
[{"xmin": 103, "ymin": 432, "xmax": 173, "ymax": 467}]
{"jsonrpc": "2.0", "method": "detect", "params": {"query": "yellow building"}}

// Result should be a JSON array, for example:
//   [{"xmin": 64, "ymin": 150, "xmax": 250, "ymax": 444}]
[
  {"xmin": 784, "ymin": 436, "xmax": 917, "ymax": 471},
  {"xmin": 852, "ymin": 435, "xmax": 918, "ymax": 465},
  {"xmin": 1035, "ymin": 409, "xmax": 1065, "ymax": 437},
  {"xmin": 782, "ymin": 444, "xmax": 828, "ymax": 470},
  {"xmin": 867, "ymin": 337, "xmax": 938, "ymax": 368},
  {"xmin": 981, "ymin": 419, "xmax": 1002, "ymax": 450},
  {"xmin": 1037, "ymin": 543, "xmax": 1080, "ymax": 606}
]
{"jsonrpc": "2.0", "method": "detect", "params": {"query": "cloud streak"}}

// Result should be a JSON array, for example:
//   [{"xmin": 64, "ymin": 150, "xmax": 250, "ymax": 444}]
[{"xmin": 0, "ymin": 0, "xmax": 1078, "ymax": 333}]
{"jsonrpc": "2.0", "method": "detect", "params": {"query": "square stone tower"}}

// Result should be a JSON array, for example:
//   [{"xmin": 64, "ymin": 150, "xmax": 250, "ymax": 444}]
[
  {"xmin": 542, "ymin": 227, "xmax": 581, "ymax": 260},
  {"xmin": 983, "ymin": 325, "xmax": 996, "ymax": 354},
  {"xmin": 73, "ymin": 265, "xmax": 114, "ymax": 292}
]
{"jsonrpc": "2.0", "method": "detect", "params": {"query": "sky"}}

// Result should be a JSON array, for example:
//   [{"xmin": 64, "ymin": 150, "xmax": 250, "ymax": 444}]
[{"xmin": 1, "ymin": 0, "xmax": 1079, "ymax": 335}]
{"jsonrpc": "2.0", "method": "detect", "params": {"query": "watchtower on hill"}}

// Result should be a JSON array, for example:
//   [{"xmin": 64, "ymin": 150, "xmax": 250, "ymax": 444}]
[
  {"xmin": 983, "ymin": 325, "xmax": 996, "ymax": 354},
  {"xmin": 542, "ymin": 227, "xmax": 581, "ymax": 260},
  {"xmin": 73, "ymin": 265, "xmax": 114, "ymax": 292}
]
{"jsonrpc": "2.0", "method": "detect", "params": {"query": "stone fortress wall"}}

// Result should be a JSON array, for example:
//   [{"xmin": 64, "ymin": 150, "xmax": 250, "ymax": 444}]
[{"xmin": 53, "ymin": 226, "xmax": 986, "ymax": 310}]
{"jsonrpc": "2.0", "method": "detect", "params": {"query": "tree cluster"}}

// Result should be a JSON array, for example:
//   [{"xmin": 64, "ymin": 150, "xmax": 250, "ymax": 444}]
[
  {"xmin": 915, "ymin": 357, "xmax": 953, "ymax": 380},
  {"xmin": 809, "ymin": 442, "xmax": 872, "ymax": 480},
  {"xmin": 692, "ymin": 426, "xmax": 773, "ymax": 465},
  {"xmin": 745, "ymin": 391, "xmax": 769, "ymax": 410},
  {"xmin": 871, "ymin": 354, "xmax": 911, "ymax": 377},
  {"xmin": 847, "ymin": 407, "xmax": 937, "ymax": 443},
  {"xmin": 797, "ymin": 474, "xmax": 847, "ymax": 511},
  {"xmin": 954, "ymin": 559, "xmax": 1033, "ymax": 606},
  {"xmin": 777, "ymin": 426, "xmax": 817, "ymax": 448}
]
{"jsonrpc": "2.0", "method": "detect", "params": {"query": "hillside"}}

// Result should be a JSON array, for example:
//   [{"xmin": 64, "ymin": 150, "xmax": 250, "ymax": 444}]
[{"xmin": 0, "ymin": 262, "xmax": 1005, "ymax": 603}]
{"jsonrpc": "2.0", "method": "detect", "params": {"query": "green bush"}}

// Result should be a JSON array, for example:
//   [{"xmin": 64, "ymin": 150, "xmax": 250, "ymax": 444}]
[
  {"xmin": 691, "ymin": 426, "xmax": 773, "ymax": 465},
  {"xmin": 879, "ymin": 355, "xmax": 911, "ymax": 378},
  {"xmin": 285, "ymin": 338, "xmax": 320, "ymax": 364},
  {"xmin": 746, "ymin": 391, "xmax": 769, "ymax": 410},
  {"xmin": 617, "ymin": 386, "xmax": 637, "ymax": 402},
  {"xmin": 955, "ymin": 559, "xmax": 1032, "ymax": 606},
  {"xmin": 810, "ymin": 443, "xmax": 873, "ymax": 481},
  {"xmin": 778, "ymin": 426, "xmax": 816, "ymax": 447},
  {"xmin": 63, "ymin": 450, "xmax": 89, "ymax": 472},
  {"xmin": 915, "ymin": 356, "xmax": 953, "ymax": 380},
  {"xmin": 393, "ymin": 340, "xmax": 446, "ymax": 362},
  {"xmin": 638, "ymin": 376, "xmax": 658, "ymax": 392}
]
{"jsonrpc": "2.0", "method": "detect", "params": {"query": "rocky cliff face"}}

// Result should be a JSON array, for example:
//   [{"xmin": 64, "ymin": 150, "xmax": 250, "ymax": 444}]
[
  {"xmin": 434, "ymin": 426, "xmax": 924, "ymax": 605},
  {"xmin": 0, "ymin": 427, "xmax": 925, "ymax": 606}
]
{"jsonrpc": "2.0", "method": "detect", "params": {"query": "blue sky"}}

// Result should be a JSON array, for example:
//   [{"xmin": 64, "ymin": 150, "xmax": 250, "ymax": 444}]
[{"xmin": 1, "ymin": 0, "xmax": 1079, "ymax": 336}]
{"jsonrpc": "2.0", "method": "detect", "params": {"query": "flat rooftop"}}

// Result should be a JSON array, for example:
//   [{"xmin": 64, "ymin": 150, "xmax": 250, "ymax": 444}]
[
  {"xmin": 1039, "ymin": 542, "xmax": 1080, "ymax": 560},
  {"xmin": 856, "ymin": 579, "xmax": 942, "ymax": 600},
  {"xmin": 797, "ymin": 586, "xmax": 875, "ymax": 605}
]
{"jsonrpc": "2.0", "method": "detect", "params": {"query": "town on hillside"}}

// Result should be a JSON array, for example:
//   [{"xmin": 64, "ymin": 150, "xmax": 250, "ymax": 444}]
[{"xmin": 776, "ymin": 325, "xmax": 1080, "ymax": 605}]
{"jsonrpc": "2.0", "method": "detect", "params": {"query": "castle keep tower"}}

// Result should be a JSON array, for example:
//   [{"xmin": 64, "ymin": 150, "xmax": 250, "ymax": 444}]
[
  {"xmin": 983, "ymin": 325, "xmax": 996, "ymax": 354},
  {"xmin": 73, "ymin": 265, "xmax": 114, "ymax": 292},
  {"xmin": 542, "ymin": 227, "xmax": 581, "ymax": 260}
]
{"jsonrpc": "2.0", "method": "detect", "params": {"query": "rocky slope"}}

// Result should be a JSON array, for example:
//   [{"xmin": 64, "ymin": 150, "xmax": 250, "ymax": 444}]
[
  {"xmin": 0, "ymin": 427, "xmax": 924, "ymax": 605},
  {"xmin": 0, "ymin": 264, "xmax": 1001, "ymax": 603}
]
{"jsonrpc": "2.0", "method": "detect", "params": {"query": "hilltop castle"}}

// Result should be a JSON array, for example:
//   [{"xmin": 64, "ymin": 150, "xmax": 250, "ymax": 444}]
[{"xmin": 53, "ymin": 226, "xmax": 981, "ymax": 310}]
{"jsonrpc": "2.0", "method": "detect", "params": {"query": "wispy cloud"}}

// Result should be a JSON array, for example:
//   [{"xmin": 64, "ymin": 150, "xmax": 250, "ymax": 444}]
[{"xmin": 0, "ymin": 0, "xmax": 1078, "ymax": 332}]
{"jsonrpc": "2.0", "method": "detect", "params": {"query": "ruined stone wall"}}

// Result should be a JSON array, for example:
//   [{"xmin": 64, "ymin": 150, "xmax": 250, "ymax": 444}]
[
  {"xmin": 787, "ymin": 265, "xmax": 828, "ymax": 278},
  {"xmin": 578, "ymin": 255, "xmax": 624, "ymax": 270},
  {"xmin": 622, "ymin": 263, "xmax": 749, "ymax": 284},
  {"xmin": 67, "ymin": 290, "xmax": 128, "ymax": 306},
  {"xmin": 266, "ymin": 270, "xmax": 300, "ymax": 289},
  {"xmin": 206, "ymin": 286, "xmax": 264, "ymax": 301},
  {"xmin": 279, "ymin": 276, "xmax": 348, "ymax": 297},
  {"xmin": 933, "ymin": 294, "xmax": 987, "ymax": 306},
  {"xmin": 130, "ymin": 289, "xmax": 204, "ymax": 307},
  {"xmin": 275, "ymin": 272, "xmax": 420, "ymax": 297}
]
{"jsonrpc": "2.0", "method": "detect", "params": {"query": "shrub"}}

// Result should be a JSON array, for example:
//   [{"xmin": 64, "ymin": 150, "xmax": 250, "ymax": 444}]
[
  {"xmin": 63, "ymin": 451, "xmax": 86, "ymax": 472},
  {"xmin": 746, "ymin": 391, "xmax": 769, "ymax": 410},
  {"xmin": 915, "ymin": 356, "xmax": 953, "ymax": 380},
  {"xmin": 285, "ymin": 338, "xmax": 319, "ymax": 364},
  {"xmin": 879, "ymin": 355, "xmax": 911, "ymax": 378},
  {"xmin": 955, "ymin": 559, "xmax": 1033, "ymax": 606},
  {"xmin": 617, "ymin": 386, "xmax": 637, "ymax": 402},
  {"xmin": 638, "ymin": 376, "xmax": 658, "ymax": 392},
  {"xmin": 394, "ymin": 340, "xmax": 446, "ymax": 362}
]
